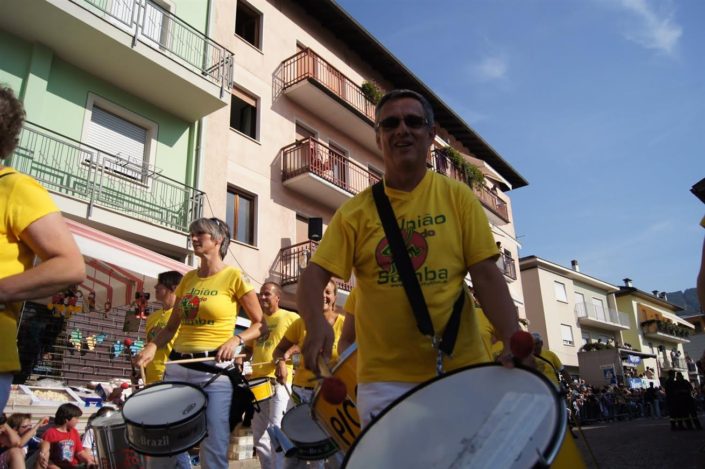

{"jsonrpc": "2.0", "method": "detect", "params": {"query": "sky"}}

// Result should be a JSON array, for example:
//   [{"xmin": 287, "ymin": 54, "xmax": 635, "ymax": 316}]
[{"xmin": 337, "ymin": 0, "xmax": 705, "ymax": 293}]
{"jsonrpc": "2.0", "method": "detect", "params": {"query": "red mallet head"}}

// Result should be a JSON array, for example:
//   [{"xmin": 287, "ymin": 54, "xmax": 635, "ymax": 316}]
[
  {"xmin": 320, "ymin": 377, "xmax": 347, "ymax": 405},
  {"xmin": 510, "ymin": 330, "xmax": 534, "ymax": 359},
  {"xmin": 123, "ymin": 338, "xmax": 133, "ymax": 347},
  {"xmin": 120, "ymin": 382, "xmax": 130, "ymax": 390}
]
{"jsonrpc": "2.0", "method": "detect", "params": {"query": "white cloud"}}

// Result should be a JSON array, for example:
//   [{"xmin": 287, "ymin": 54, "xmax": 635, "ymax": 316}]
[
  {"xmin": 470, "ymin": 56, "xmax": 508, "ymax": 82},
  {"xmin": 616, "ymin": 0, "xmax": 682, "ymax": 56}
]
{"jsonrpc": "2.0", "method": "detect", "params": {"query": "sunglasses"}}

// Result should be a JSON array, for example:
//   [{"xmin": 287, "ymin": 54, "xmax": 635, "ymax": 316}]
[{"xmin": 375, "ymin": 114, "xmax": 429, "ymax": 131}]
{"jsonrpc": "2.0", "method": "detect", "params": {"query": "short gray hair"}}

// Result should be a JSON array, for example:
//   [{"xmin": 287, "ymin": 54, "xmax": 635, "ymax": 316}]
[
  {"xmin": 189, "ymin": 217, "xmax": 230, "ymax": 259},
  {"xmin": 375, "ymin": 89, "xmax": 434, "ymax": 127}
]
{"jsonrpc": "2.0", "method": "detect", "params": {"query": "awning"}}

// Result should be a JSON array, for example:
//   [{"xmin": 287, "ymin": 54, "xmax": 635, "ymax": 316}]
[
  {"xmin": 66, "ymin": 219, "xmax": 190, "ymax": 278},
  {"xmin": 637, "ymin": 303, "xmax": 694, "ymax": 329},
  {"xmin": 618, "ymin": 348, "xmax": 656, "ymax": 359}
]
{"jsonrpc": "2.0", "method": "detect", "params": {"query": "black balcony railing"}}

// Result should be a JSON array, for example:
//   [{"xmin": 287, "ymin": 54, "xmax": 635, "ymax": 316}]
[
  {"xmin": 10, "ymin": 122, "xmax": 203, "ymax": 232},
  {"xmin": 278, "ymin": 240, "xmax": 353, "ymax": 291}
]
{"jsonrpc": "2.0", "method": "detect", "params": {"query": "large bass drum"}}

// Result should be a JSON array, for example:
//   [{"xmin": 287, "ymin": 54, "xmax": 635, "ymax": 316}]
[{"xmin": 342, "ymin": 363, "xmax": 566, "ymax": 469}]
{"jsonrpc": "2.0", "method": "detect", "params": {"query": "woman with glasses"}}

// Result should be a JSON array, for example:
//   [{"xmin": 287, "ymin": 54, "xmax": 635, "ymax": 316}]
[{"xmin": 135, "ymin": 217, "xmax": 264, "ymax": 469}]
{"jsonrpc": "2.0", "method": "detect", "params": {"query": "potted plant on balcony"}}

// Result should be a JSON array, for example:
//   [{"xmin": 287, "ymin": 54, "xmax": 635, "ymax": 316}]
[
  {"xmin": 640, "ymin": 319, "xmax": 658, "ymax": 333},
  {"xmin": 439, "ymin": 146, "xmax": 485, "ymax": 190},
  {"xmin": 361, "ymin": 80, "xmax": 383, "ymax": 104}
]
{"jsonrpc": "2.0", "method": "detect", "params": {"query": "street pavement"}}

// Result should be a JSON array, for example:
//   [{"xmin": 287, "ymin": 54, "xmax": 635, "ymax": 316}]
[{"xmin": 573, "ymin": 416, "xmax": 705, "ymax": 468}]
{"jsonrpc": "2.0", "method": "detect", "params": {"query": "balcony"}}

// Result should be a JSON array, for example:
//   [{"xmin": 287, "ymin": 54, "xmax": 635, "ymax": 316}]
[
  {"xmin": 0, "ymin": 0, "xmax": 233, "ymax": 121},
  {"xmin": 278, "ymin": 241, "xmax": 353, "ymax": 292},
  {"xmin": 10, "ymin": 122, "xmax": 203, "ymax": 233},
  {"xmin": 429, "ymin": 150, "xmax": 510, "ymax": 223},
  {"xmin": 281, "ymin": 137, "xmax": 381, "ymax": 209},
  {"xmin": 274, "ymin": 48, "xmax": 378, "ymax": 153},
  {"xmin": 575, "ymin": 303, "xmax": 631, "ymax": 331},
  {"xmin": 641, "ymin": 320, "xmax": 691, "ymax": 344},
  {"xmin": 657, "ymin": 356, "xmax": 687, "ymax": 371}
]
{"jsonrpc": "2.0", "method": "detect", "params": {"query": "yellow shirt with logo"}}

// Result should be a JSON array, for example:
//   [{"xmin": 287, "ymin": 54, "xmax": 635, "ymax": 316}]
[
  {"xmin": 285, "ymin": 315, "xmax": 345, "ymax": 388},
  {"xmin": 144, "ymin": 308, "xmax": 178, "ymax": 383},
  {"xmin": 312, "ymin": 171, "xmax": 497, "ymax": 383},
  {"xmin": 172, "ymin": 266, "xmax": 253, "ymax": 353},
  {"xmin": 0, "ymin": 168, "xmax": 60, "ymax": 373},
  {"xmin": 536, "ymin": 349, "xmax": 563, "ymax": 388},
  {"xmin": 250, "ymin": 308, "xmax": 298, "ymax": 380}
]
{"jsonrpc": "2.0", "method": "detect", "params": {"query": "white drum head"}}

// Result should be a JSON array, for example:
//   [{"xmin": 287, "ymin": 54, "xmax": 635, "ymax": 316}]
[
  {"xmin": 91, "ymin": 411, "xmax": 124, "ymax": 429},
  {"xmin": 343, "ymin": 364, "xmax": 566, "ymax": 469},
  {"xmin": 282, "ymin": 404, "xmax": 330, "ymax": 444},
  {"xmin": 123, "ymin": 382, "xmax": 207, "ymax": 426}
]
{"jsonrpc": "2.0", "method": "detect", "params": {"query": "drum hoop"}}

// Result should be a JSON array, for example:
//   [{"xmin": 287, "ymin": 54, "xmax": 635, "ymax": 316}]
[
  {"xmin": 122, "ymin": 381, "xmax": 208, "ymax": 428},
  {"xmin": 248, "ymin": 377, "xmax": 273, "ymax": 388},
  {"xmin": 341, "ymin": 362, "xmax": 567, "ymax": 468},
  {"xmin": 281, "ymin": 404, "xmax": 334, "ymax": 444},
  {"xmin": 334, "ymin": 343, "xmax": 357, "ymax": 370},
  {"xmin": 127, "ymin": 431, "xmax": 208, "ymax": 458}
]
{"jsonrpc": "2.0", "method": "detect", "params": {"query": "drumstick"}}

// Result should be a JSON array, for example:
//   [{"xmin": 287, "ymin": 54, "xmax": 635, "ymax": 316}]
[
  {"xmin": 166, "ymin": 354, "xmax": 246, "ymax": 365},
  {"xmin": 249, "ymin": 358, "xmax": 293, "ymax": 367},
  {"xmin": 140, "ymin": 365, "xmax": 146, "ymax": 385}
]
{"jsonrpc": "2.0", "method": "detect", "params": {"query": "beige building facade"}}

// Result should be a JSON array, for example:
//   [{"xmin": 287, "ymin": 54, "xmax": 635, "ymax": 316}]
[{"xmin": 203, "ymin": 0, "xmax": 529, "ymax": 312}]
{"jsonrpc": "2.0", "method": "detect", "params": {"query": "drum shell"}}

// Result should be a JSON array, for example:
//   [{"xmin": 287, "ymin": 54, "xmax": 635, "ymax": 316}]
[
  {"xmin": 91, "ymin": 412, "xmax": 183, "ymax": 468},
  {"xmin": 248, "ymin": 377, "xmax": 274, "ymax": 403},
  {"xmin": 122, "ymin": 382, "xmax": 208, "ymax": 456},
  {"xmin": 311, "ymin": 344, "xmax": 360, "ymax": 452},
  {"xmin": 281, "ymin": 404, "xmax": 338, "ymax": 461}
]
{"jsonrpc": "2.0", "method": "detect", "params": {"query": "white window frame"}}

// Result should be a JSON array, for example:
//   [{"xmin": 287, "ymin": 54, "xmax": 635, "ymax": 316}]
[
  {"xmin": 230, "ymin": 86, "xmax": 259, "ymax": 141},
  {"xmin": 81, "ymin": 94, "xmax": 158, "ymax": 184},
  {"xmin": 554, "ymin": 281, "xmax": 568, "ymax": 303},
  {"xmin": 561, "ymin": 324, "xmax": 574, "ymax": 346},
  {"xmin": 592, "ymin": 297, "xmax": 606, "ymax": 322},
  {"xmin": 235, "ymin": 0, "xmax": 263, "ymax": 50}
]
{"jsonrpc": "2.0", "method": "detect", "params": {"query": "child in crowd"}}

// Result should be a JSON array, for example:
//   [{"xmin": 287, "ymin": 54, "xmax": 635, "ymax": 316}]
[
  {"xmin": 0, "ymin": 413, "xmax": 23, "ymax": 469},
  {"xmin": 37, "ymin": 404, "xmax": 96, "ymax": 469}
]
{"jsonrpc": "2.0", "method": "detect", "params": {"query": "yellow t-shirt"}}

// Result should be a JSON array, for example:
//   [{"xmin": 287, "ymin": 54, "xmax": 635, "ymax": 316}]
[
  {"xmin": 285, "ymin": 315, "xmax": 345, "ymax": 388},
  {"xmin": 144, "ymin": 308, "xmax": 178, "ymax": 384},
  {"xmin": 0, "ymin": 168, "xmax": 59, "ymax": 373},
  {"xmin": 172, "ymin": 266, "xmax": 253, "ymax": 353},
  {"xmin": 312, "ymin": 171, "xmax": 496, "ymax": 383},
  {"xmin": 536, "ymin": 349, "xmax": 563, "ymax": 388},
  {"xmin": 475, "ymin": 307, "xmax": 503, "ymax": 360},
  {"xmin": 250, "ymin": 308, "xmax": 299, "ymax": 380},
  {"xmin": 344, "ymin": 288, "xmax": 357, "ymax": 315}
]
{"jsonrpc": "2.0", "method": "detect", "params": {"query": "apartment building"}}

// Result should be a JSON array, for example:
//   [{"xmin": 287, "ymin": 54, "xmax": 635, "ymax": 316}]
[
  {"xmin": 1, "ymin": 0, "xmax": 232, "ymax": 384},
  {"xmin": 616, "ymin": 283, "xmax": 695, "ymax": 382},
  {"xmin": 203, "ymin": 0, "xmax": 529, "ymax": 313},
  {"xmin": 520, "ymin": 256, "xmax": 695, "ymax": 385},
  {"xmin": 519, "ymin": 256, "xmax": 631, "ymax": 377}
]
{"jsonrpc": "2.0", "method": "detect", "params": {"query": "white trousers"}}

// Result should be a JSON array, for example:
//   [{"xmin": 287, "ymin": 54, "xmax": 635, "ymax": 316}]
[
  {"xmin": 251, "ymin": 381, "xmax": 292, "ymax": 469},
  {"xmin": 164, "ymin": 362, "xmax": 233, "ymax": 469},
  {"xmin": 356, "ymin": 381, "xmax": 416, "ymax": 428}
]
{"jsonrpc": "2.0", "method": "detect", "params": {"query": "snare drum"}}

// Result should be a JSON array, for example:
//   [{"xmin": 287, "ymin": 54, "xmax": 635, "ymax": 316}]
[
  {"xmin": 342, "ymin": 363, "xmax": 566, "ymax": 469},
  {"xmin": 281, "ymin": 404, "xmax": 338, "ymax": 460},
  {"xmin": 248, "ymin": 377, "xmax": 274, "ymax": 403},
  {"xmin": 311, "ymin": 344, "xmax": 360, "ymax": 452},
  {"xmin": 122, "ymin": 382, "xmax": 208, "ymax": 456},
  {"xmin": 91, "ymin": 411, "xmax": 182, "ymax": 468}
]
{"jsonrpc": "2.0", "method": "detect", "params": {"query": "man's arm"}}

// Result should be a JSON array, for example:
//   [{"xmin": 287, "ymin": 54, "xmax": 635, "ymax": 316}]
[
  {"xmin": 298, "ymin": 263, "xmax": 334, "ymax": 372},
  {"xmin": 468, "ymin": 258, "xmax": 519, "ymax": 365},
  {"xmin": 338, "ymin": 313, "xmax": 355, "ymax": 355}
]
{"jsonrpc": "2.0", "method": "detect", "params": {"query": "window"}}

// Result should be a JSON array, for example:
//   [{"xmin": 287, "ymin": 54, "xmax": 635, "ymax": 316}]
[
  {"xmin": 235, "ymin": 1, "xmax": 261, "ymax": 48},
  {"xmin": 592, "ymin": 297, "xmax": 606, "ymax": 322},
  {"xmin": 226, "ymin": 187, "xmax": 256, "ymax": 245},
  {"xmin": 554, "ymin": 281, "xmax": 568, "ymax": 303},
  {"xmin": 574, "ymin": 292, "xmax": 586, "ymax": 316},
  {"xmin": 581, "ymin": 332, "xmax": 590, "ymax": 347},
  {"xmin": 230, "ymin": 87, "xmax": 258, "ymax": 139},
  {"xmin": 561, "ymin": 324, "xmax": 574, "ymax": 346},
  {"xmin": 82, "ymin": 96, "xmax": 157, "ymax": 182}
]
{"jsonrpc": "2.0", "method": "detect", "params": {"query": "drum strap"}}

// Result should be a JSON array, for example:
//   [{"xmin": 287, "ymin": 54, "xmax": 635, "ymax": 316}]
[
  {"xmin": 177, "ymin": 361, "xmax": 259, "ymax": 430},
  {"xmin": 372, "ymin": 182, "xmax": 464, "ymax": 364}
]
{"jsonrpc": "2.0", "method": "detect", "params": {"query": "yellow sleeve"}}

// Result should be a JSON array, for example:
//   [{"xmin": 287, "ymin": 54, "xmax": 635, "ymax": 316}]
[
  {"xmin": 311, "ymin": 207, "xmax": 356, "ymax": 281},
  {"xmin": 459, "ymin": 189, "xmax": 500, "ymax": 267},
  {"xmin": 8, "ymin": 174, "xmax": 59, "ymax": 237},
  {"xmin": 284, "ymin": 317, "xmax": 305, "ymax": 346}
]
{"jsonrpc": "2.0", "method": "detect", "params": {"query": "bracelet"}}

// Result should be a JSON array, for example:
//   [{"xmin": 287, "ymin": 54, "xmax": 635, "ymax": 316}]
[{"xmin": 274, "ymin": 357, "xmax": 285, "ymax": 365}]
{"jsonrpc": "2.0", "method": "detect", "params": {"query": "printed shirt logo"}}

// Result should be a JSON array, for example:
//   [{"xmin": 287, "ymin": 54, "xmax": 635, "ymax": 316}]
[
  {"xmin": 375, "ymin": 227, "xmax": 428, "ymax": 273},
  {"xmin": 179, "ymin": 287, "xmax": 219, "ymax": 326},
  {"xmin": 180, "ymin": 294, "xmax": 201, "ymax": 320}
]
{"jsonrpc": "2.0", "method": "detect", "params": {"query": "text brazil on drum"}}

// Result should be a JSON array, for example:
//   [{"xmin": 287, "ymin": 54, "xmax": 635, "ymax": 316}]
[
  {"xmin": 134, "ymin": 217, "xmax": 264, "ymax": 469},
  {"xmin": 297, "ymin": 89, "xmax": 522, "ymax": 426}
]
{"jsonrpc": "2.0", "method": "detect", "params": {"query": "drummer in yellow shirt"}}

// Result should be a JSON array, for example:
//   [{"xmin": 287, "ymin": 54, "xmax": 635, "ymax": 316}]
[
  {"xmin": 144, "ymin": 270, "xmax": 183, "ymax": 384},
  {"xmin": 273, "ymin": 280, "xmax": 345, "ymax": 404},
  {"xmin": 246, "ymin": 282, "xmax": 298, "ymax": 469}
]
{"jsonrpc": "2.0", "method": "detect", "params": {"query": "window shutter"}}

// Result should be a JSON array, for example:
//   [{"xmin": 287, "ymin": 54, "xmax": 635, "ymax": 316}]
[{"xmin": 85, "ymin": 106, "xmax": 147, "ymax": 179}]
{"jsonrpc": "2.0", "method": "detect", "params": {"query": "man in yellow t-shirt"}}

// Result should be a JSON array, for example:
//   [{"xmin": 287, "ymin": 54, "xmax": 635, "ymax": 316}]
[
  {"xmin": 297, "ymin": 89, "xmax": 520, "ymax": 427},
  {"xmin": 531, "ymin": 332, "xmax": 571, "ymax": 389},
  {"xmin": 144, "ymin": 270, "xmax": 183, "ymax": 384},
  {"xmin": 247, "ymin": 282, "xmax": 298, "ymax": 469},
  {"xmin": 0, "ymin": 86, "xmax": 85, "ymax": 410}
]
